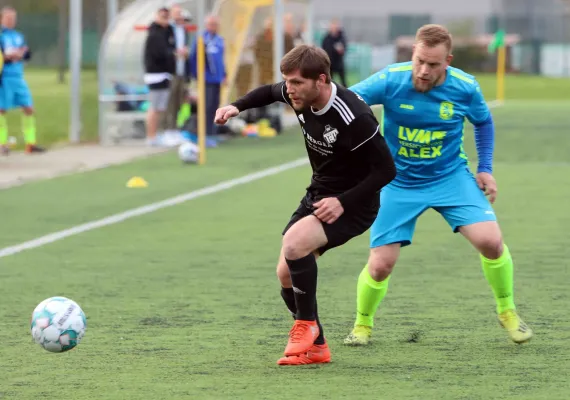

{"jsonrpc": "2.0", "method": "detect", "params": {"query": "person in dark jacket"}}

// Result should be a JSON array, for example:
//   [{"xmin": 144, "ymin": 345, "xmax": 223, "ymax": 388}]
[
  {"xmin": 143, "ymin": 7, "xmax": 175, "ymax": 144},
  {"xmin": 321, "ymin": 19, "xmax": 348, "ymax": 87},
  {"xmin": 164, "ymin": 4, "xmax": 191, "ymax": 132}
]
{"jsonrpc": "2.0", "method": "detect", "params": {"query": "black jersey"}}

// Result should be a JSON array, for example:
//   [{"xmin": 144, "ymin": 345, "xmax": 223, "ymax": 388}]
[{"xmin": 232, "ymin": 81, "xmax": 396, "ymax": 211}]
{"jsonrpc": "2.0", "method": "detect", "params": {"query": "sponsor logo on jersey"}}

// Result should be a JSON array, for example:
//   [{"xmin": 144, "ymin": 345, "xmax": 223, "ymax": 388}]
[{"xmin": 323, "ymin": 125, "xmax": 339, "ymax": 144}]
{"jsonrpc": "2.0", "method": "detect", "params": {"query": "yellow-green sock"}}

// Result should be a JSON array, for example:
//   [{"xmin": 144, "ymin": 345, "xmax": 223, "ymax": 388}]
[
  {"xmin": 481, "ymin": 244, "xmax": 516, "ymax": 314},
  {"xmin": 177, "ymin": 103, "xmax": 191, "ymax": 128},
  {"xmin": 0, "ymin": 114, "xmax": 7, "ymax": 145},
  {"xmin": 355, "ymin": 265, "xmax": 391, "ymax": 327},
  {"xmin": 22, "ymin": 115, "xmax": 36, "ymax": 145}
]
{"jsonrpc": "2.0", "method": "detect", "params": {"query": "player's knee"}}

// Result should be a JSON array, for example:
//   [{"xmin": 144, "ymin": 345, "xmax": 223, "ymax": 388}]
[
  {"xmin": 282, "ymin": 231, "xmax": 313, "ymax": 260},
  {"xmin": 276, "ymin": 261, "xmax": 291, "ymax": 287},
  {"xmin": 479, "ymin": 237, "xmax": 504, "ymax": 260},
  {"xmin": 367, "ymin": 258, "xmax": 394, "ymax": 281},
  {"xmin": 282, "ymin": 239, "xmax": 308, "ymax": 260},
  {"xmin": 368, "ymin": 247, "xmax": 399, "ymax": 281},
  {"xmin": 23, "ymin": 108, "xmax": 34, "ymax": 116}
]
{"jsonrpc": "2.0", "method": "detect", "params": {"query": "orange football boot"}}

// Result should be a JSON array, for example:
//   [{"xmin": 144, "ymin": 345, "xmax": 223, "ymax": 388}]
[
  {"xmin": 283, "ymin": 319, "xmax": 320, "ymax": 356},
  {"xmin": 277, "ymin": 343, "xmax": 331, "ymax": 365},
  {"xmin": 25, "ymin": 144, "xmax": 46, "ymax": 153}
]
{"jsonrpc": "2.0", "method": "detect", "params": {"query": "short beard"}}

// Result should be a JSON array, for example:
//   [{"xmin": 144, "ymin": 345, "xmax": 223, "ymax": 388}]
[{"xmin": 413, "ymin": 72, "xmax": 444, "ymax": 92}]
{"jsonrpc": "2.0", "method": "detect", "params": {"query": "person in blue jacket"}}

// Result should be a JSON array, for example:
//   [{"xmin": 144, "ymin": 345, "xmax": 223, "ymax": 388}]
[{"xmin": 189, "ymin": 14, "xmax": 226, "ymax": 138}]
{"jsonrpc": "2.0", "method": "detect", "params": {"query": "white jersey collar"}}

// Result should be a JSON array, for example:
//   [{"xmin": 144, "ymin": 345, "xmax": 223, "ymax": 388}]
[{"xmin": 311, "ymin": 83, "xmax": 337, "ymax": 115}]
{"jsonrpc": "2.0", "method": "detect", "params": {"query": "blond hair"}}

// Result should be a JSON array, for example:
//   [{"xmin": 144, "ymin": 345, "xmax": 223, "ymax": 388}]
[{"xmin": 415, "ymin": 24, "xmax": 452, "ymax": 52}]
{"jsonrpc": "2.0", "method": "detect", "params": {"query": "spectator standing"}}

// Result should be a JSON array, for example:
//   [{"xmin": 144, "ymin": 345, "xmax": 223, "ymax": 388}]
[
  {"xmin": 321, "ymin": 19, "xmax": 348, "ymax": 87},
  {"xmin": 189, "ymin": 15, "xmax": 226, "ymax": 139},
  {"xmin": 0, "ymin": 6, "xmax": 44, "ymax": 155},
  {"xmin": 165, "ymin": 5, "xmax": 191, "ymax": 132},
  {"xmin": 143, "ymin": 7, "xmax": 175, "ymax": 145},
  {"xmin": 254, "ymin": 17, "xmax": 295, "ymax": 86}
]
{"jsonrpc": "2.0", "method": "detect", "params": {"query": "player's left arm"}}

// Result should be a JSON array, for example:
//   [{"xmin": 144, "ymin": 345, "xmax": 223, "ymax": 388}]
[
  {"xmin": 466, "ymin": 82, "xmax": 497, "ymax": 203},
  {"xmin": 314, "ymin": 114, "xmax": 396, "ymax": 223}
]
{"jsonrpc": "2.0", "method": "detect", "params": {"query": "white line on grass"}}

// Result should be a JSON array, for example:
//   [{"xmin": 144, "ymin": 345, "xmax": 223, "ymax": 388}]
[{"xmin": 0, "ymin": 158, "xmax": 309, "ymax": 259}]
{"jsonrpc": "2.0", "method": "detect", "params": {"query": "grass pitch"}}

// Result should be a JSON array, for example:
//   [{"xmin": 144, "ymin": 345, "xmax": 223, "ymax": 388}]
[{"xmin": 0, "ymin": 75, "xmax": 569, "ymax": 399}]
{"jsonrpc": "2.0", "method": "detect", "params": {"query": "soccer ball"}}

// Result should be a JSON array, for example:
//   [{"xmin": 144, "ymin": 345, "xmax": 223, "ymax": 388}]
[
  {"xmin": 30, "ymin": 297, "xmax": 87, "ymax": 353},
  {"xmin": 178, "ymin": 141, "xmax": 199, "ymax": 164}
]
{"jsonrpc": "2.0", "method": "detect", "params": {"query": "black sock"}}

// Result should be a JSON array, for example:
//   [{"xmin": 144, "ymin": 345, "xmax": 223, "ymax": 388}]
[
  {"xmin": 280, "ymin": 287, "xmax": 296, "ymax": 318},
  {"xmin": 314, "ymin": 299, "xmax": 325, "ymax": 345},
  {"xmin": 281, "ymin": 286, "xmax": 325, "ymax": 344},
  {"xmin": 285, "ymin": 253, "xmax": 318, "ymax": 321}
]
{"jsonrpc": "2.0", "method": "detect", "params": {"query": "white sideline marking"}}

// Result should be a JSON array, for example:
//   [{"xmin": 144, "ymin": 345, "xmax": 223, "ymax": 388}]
[
  {"xmin": 0, "ymin": 100, "xmax": 507, "ymax": 260},
  {"xmin": 0, "ymin": 158, "xmax": 309, "ymax": 259}
]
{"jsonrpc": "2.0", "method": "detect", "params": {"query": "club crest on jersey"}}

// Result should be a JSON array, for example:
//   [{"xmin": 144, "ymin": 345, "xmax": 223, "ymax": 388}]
[
  {"xmin": 439, "ymin": 101, "xmax": 454, "ymax": 120},
  {"xmin": 323, "ymin": 125, "xmax": 339, "ymax": 144}
]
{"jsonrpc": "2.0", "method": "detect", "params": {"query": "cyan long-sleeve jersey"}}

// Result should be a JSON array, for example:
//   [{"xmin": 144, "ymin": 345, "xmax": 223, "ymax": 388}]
[{"xmin": 350, "ymin": 62, "xmax": 493, "ymax": 185}]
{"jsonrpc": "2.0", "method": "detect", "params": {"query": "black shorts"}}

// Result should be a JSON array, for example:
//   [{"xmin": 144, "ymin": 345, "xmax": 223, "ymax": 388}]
[{"xmin": 282, "ymin": 191, "xmax": 379, "ymax": 255}]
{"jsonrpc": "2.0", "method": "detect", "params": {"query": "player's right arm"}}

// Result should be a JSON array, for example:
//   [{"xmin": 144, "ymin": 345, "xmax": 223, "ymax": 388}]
[
  {"xmin": 348, "ymin": 68, "xmax": 388, "ymax": 106},
  {"xmin": 215, "ymin": 82, "xmax": 288, "ymax": 124}
]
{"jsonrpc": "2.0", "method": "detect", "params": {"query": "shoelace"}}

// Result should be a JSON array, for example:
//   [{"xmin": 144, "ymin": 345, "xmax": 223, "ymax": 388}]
[
  {"xmin": 502, "ymin": 310, "xmax": 517, "ymax": 322},
  {"xmin": 289, "ymin": 323, "xmax": 309, "ymax": 342}
]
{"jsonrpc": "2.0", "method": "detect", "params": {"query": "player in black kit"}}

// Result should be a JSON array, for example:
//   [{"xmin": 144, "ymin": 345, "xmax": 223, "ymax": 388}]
[{"xmin": 214, "ymin": 45, "xmax": 396, "ymax": 366}]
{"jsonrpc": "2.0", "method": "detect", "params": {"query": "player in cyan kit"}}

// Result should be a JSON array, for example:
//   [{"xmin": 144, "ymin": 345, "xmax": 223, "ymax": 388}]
[
  {"xmin": 343, "ymin": 24, "xmax": 533, "ymax": 346},
  {"xmin": 0, "ymin": 7, "xmax": 44, "ymax": 155},
  {"xmin": 215, "ymin": 45, "xmax": 396, "ymax": 365}
]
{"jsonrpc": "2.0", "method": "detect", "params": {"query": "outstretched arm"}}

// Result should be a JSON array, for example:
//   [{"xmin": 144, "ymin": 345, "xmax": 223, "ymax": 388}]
[
  {"xmin": 215, "ymin": 82, "xmax": 290, "ymax": 124},
  {"xmin": 231, "ymin": 82, "xmax": 289, "ymax": 111}
]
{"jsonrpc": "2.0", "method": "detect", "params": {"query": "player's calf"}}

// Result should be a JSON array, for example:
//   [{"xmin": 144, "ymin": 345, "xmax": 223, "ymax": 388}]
[
  {"xmin": 0, "ymin": 111, "xmax": 8, "ymax": 155},
  {"xmin": 280, "ymin": 216, "xmax": 327, "ymax": 355},
  {"xmin": 277, "ymin": 248, "xmax": 327, "ymax": 351},
  {"xmin": 345, "ymin": 244, "xmax": 400, "ymax": 345},
  {"xmin": 20, "ymin": 107, "xmax": 45, "ymax": 153},
  {"xmin": 282, "ymin": 216, "xmax": 327, "ymax": 322},
  {"xmin": 461, "ymin": 221, "xmax": 533, "ymax": 342}
]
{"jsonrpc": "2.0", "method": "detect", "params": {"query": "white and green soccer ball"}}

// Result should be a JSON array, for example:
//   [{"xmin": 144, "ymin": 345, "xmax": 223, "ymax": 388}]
[
  {"xmin": 30, "ymin": 297, "xmax": 87, "ymax": 353},
  {"xmin": 178, "ymin": 141, "xmax": 200, "ymax": 164}
]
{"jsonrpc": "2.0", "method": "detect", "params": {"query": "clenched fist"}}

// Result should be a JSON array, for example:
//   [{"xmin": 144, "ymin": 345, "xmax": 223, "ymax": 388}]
[{"xmin": 214, "ymin": 105, "xmax": 240, "ymax": 125}]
